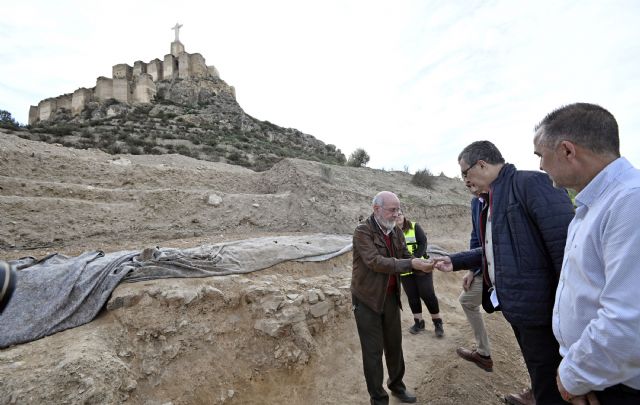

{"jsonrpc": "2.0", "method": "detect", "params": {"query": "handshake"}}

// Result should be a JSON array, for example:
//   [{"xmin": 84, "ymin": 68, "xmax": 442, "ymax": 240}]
[{"xmin": 410, "ymin": 256, "xmax": 453, "ymax": 273}]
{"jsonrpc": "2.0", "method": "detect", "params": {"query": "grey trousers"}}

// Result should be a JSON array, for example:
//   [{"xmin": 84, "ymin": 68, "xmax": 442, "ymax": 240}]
[
  {"xmin": 353, "ymin": 293, "xmax": 406, "ymax": 405},
  {"xmin": 458, "ymin": 273, "xmax": 491, "ymax": 356}
]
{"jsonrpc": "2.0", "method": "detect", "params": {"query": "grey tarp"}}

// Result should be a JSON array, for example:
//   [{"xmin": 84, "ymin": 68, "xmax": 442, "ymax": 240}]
[
  {"xmin": 123, "ymin": 234, "xmax": 353, "ymax": 282},
  {"xmin": 0, "ymin": 234, "xmax": 352, "ymax": 349}
]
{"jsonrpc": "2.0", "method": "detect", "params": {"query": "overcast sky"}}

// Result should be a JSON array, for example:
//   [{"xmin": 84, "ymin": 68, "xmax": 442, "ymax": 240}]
[{"xmin": 1, "ymin": 0, "xmax": 639, "ymax": 177}]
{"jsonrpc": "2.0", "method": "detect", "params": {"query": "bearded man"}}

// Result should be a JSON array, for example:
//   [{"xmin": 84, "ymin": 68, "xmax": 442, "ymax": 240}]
[{"xmin": 351, "ymin": 191, "xmax": 432, "ymax": 405}]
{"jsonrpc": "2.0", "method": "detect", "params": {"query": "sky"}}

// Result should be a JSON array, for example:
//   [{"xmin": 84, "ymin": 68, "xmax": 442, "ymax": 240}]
[{"xmin": 1, "ymin": 0, "xmax": 639, "ymax": 177}]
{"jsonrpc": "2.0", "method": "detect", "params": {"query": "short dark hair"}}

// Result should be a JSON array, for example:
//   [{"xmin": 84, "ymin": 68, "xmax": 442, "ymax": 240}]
[
  {"xmin": 535, "ymin": 103, "xmax": 620, "ymax": 157},
  {"xmin": 458, "ymin": 140, "xmax": 505, "ymax": 166}
]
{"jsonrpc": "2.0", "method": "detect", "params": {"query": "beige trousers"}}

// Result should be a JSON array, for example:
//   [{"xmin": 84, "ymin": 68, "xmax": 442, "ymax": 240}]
[{"xmin": 458, "ymin": 273, "xmax": 491, "ymax": 356}]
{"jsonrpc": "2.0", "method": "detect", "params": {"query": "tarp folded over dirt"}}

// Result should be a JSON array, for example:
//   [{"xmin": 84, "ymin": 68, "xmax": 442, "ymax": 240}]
[
  {"xmin": 0, "ymin": 234, "xmax": 352, "ymax": 349},
  {"xmin": 123, "ymin": 234, "xmax": 353, "ymax": 282}
]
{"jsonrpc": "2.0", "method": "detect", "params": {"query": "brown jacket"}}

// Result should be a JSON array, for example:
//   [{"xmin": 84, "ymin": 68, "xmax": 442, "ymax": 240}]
[{"xmin": 351, "ymin": 214, "xmax": 414, "ymax": 313}]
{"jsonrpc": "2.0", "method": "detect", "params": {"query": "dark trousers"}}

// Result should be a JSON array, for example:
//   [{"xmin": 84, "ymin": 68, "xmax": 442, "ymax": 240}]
[
  {"xmin": 400, "ymin": 272, "xmax": 440, "ymax": 315},
  {"xmin": 511, "ymin": 323, "xmax": 565, "ymax": 405},
  {"xmin": 595, "ymin": 384, "xmax": 640, "ymax": 404},
  {"xmin": 353, "ymin": 293, "xmax": 406, "ymax": 405}
]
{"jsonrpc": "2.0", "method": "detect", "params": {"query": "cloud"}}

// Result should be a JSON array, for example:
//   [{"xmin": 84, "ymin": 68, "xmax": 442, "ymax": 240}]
[{"xmin": 1, "ymin": 0, "xmax": 638, "ymax": 176}]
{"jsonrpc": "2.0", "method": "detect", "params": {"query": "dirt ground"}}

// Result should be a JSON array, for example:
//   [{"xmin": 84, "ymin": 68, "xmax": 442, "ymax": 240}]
[{"xmin": 0, "ymin": 130, "xmax": 532, "ymax": 404}]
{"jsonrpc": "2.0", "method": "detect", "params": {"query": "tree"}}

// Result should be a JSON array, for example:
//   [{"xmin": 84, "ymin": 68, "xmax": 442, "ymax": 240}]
[
  {"xmin": 411, "ymin": 168, "xmax": 436, "ymax": 189},
  {"xmin": 0, "ymin": 109, "xmax": 21, "ymax": 130},
  {"xmin": 347, "ymin": 148, "xmax": 370, "ymax": 167}
]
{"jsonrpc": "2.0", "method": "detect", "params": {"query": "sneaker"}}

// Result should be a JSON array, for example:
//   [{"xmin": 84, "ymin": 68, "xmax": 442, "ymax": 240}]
[
  {"xmin": 433, "ymin": 318, "xmax": 444, "ymax": 338},
  {"xmin": 408, "ymin": 319, "xmax": 425, "ymax": 334},
  {"xmin": 455, "ymin": 347, "xmax": 493, "ymax": 372},
  {"xmin": 504, "ymin": 388, "xmax": 535, "ymax": 405}
]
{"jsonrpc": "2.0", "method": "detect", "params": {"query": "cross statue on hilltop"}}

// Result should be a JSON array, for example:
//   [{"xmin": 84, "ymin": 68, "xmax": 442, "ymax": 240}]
[{"xmin": 172, "ymin": 22, "xmax": 183, "ymax": 41}]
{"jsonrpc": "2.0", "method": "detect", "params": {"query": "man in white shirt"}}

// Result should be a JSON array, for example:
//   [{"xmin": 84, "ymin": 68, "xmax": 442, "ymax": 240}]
[{"xmin": 534, "ymin": 103, "xmax": 640, "ymax": 404}]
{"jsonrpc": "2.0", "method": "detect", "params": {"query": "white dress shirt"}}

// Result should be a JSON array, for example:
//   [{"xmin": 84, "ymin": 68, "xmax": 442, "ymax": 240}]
[{"xmin": 553, "ymin": 157, "xmax": 640, "ymax": 394}]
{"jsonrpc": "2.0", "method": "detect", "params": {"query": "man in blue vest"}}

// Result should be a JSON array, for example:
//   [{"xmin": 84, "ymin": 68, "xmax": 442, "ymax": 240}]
[{"xmin": 434, "ymin": 141, "xmax": 574, "ymax": 404}]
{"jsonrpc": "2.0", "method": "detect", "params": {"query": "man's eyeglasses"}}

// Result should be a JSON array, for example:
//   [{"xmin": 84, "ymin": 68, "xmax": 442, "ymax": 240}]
[
  {"xmin": 461, "ymin": 161, "xmax": 478, "ymax": 179},
  {"xmin": 382, "ymin": 207, "xmax": 401, "ymax": 214}
]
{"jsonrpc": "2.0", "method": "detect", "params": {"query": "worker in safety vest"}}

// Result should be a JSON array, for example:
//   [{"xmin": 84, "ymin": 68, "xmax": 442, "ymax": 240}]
[{"xmin": 395, "ymin": 211, "xmax": 444, "ymax": 337}]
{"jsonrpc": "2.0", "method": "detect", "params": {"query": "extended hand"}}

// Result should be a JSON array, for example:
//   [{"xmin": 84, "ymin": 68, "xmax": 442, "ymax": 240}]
[
  {"xmin": 411, "ymin": 258, "xmax": 434, "ymax": 273},
  {"xmin": 433, "ymin": 256, "xmax": 453, "ymax": 272}
]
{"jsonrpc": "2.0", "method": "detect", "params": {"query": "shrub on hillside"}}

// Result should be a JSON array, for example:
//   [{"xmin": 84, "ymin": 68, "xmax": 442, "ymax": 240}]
[
  {"xmin": 175, "ymin": 144, "xmax": 192, "ymax": 157},
  {"xmin": 48, "ymin": 124, "xmax": 75, "ymax": 136},
  {"xmin": 347, "ymin": 148, "xmax": 370, "ymax": 167},
  {"xmin": 411, "ymin": 168, "xmax": 436, "ymax": 189}
]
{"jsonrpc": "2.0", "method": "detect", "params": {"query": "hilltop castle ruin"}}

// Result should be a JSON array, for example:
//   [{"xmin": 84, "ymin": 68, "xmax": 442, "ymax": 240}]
[{"xmin": 28, "ymin": 24, "xmax": 232, "ymax": 125}]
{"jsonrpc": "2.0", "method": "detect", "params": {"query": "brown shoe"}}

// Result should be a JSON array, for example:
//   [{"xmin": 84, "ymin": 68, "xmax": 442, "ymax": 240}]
[
  {"xmin": 455, "ymin": 347, "xmax": 493, "ymax": 372},
  {"xmin": 504, "ymin": 388, "xmax": 535, "ymax": 405}
]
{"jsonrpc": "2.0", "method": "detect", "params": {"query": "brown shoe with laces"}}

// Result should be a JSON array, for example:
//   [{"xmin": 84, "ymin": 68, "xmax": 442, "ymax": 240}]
[
  {"xmin": 504, "ymin": 388, "xmax": 535, "ymax": 405},
  {"xmin": 455, "ymin": 347, "xmax": 493, "ymax": 372}
]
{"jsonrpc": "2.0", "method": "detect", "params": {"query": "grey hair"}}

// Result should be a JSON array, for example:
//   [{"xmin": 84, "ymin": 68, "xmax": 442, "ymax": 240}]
[
  {"xmin": 534, "ymin": 103, "xmax": 619, "ymax": 157},
  {"xmin": 372, "ymin": 191, "xmax": 395, "ymax": 208},
  {"xmin": 457, "ymin": 141, "xmax": 505, "ymax": 166},
  {"xmin": 372, "ymin": 193, "xmax": 385, "ymax": 208}
]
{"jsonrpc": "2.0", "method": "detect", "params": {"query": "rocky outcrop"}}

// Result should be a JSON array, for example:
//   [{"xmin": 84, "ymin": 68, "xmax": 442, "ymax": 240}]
[
  {"xmin": 23, "ymin": 75, "xmax": 345, "ymax": 171},
  {"xmin": 23, "ymin": 35, "xmax": 345, "ymax": 172}
]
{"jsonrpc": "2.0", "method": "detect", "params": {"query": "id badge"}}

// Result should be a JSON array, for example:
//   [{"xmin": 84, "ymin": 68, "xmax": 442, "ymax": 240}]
[{"xmin": 489, "ymin": 287, "xmax": 499, "ymax": 307}]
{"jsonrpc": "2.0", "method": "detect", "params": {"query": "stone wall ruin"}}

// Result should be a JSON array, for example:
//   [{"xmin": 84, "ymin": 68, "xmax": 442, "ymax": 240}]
[{"xmin": 29, "ymin": 38, "xmax": 226, "ymax": 125}]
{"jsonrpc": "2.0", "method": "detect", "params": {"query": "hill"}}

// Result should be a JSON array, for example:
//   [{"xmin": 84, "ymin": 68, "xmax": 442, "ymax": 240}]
[{"xmin": 20, "ymin": 76, "xmax": 345, "ymax": 172}]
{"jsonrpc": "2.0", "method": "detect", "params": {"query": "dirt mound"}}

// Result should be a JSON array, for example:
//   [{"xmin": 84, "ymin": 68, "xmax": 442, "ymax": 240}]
[{"xmin": 0, "ymin": 131, "xmax": 531, "ymax": 404}]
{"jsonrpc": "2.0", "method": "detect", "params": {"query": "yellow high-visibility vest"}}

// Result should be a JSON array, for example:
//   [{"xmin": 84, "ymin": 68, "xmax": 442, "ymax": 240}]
[
  {"xmin": 404, "ymin": 222, "xmax": 418, "ymax": 256},
  {"xmin": 401, "ymin": 222, "xmax": 417, "ymax": 276}
]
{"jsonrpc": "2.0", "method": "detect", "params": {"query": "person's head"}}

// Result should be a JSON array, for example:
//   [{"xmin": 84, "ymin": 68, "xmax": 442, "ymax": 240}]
[
  {"xmin": 372, "ymin": 191, "xmax": 401, "ymax": 231},
  {"xmin": 395, "ymin": 211, "xmax": 405, "ymax": 228},
  {"xmin": 457, "ymin": 141, "xmax": 505, "ymax": 193},
  {"xmin": 533, "ymin": 103, "xmax": 619, "ymax": 191},
  {"xmin": 395, "ymin": 211, "xmax": 413, "ymax": 232}
]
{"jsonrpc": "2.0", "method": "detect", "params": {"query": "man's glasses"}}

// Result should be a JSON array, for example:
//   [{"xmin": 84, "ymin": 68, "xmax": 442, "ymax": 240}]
[
  {"xmin": 382, "ymin": 207, "xmax": 401, "ymax": 214},
  {"xmin": 461, "ymin": 161, "xmax": 478, "ymax": 179}
]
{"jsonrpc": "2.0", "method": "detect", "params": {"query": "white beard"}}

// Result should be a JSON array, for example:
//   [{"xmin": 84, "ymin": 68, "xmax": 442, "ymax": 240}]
[{"xmin": 376, "ymin": 216, "xmax": 396, "ymax": 232}]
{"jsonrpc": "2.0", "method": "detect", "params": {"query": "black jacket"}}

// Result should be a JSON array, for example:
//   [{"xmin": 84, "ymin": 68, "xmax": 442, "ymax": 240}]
[{"xmin": 451, "ymin": 164, "xmax": 574, "ymax": 326}]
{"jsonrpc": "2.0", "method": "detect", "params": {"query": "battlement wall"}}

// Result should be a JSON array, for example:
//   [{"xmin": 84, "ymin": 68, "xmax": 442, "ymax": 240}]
[
  {"xmin": 112, "ymin": 78, "xmax": 131, "ymax": 103},
  {"xmin": 95, "ymin": 77, "xmax": 114, "ymax": 101},
  {"xmin": 147, "ymin": 59, "xmax": 163, "ymax": 81},
  {"xmin": 163, "ymin": 54, "xmax": 178, "ymax": 80},
  {"xmin": 113, "ymin": 64, "xmax": 133, "ymax": 80},
  {"xmin": 133, "ymin": 61, "xmax": 147, "ymax": 77},
  {"xmin": 133, "ymin": 74, "xmax": 156, "ymax": 103},
  {"xmin": 189, "ymin": 54, "xmax": 209, "ymax": 78},
  {"xmin": 72, "ymin": 88, "xmax": 93, "ymax": 115},
  {"xmin": 29, "ymin": 40, "xmax": 226, "ymax": 125}
]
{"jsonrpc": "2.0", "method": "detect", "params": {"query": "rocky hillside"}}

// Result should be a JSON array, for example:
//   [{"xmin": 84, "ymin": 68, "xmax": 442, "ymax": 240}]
[{"xmin": 18, "ymin": 76, "xmax": 346, "ymax": 171}]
